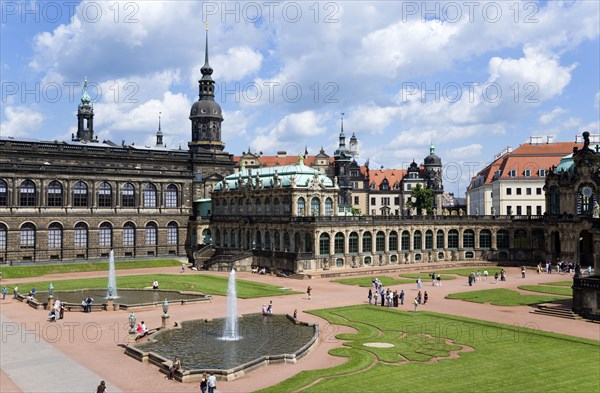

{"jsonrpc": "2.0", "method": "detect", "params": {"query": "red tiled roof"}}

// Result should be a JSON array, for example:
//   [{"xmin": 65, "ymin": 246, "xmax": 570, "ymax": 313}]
[
  {"xmin": 369, "ymin": 168, "xmax": 407, "ymax": 187},
  {"xmin": 469, "ymin": 141, "xmax": 581, "ymax": 189}
]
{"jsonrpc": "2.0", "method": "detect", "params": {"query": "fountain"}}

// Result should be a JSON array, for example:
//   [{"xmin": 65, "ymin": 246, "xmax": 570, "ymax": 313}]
[
  {"xmin": 107, "ymin": 249, "xmax": 118, "ymax": 298},
  {"xmin": 128, "ymin": 268, "xmax": 319, "ymax": 382},
  {"xmin": 222, "ymin": 269, "xmax": 240, "ymax": 341}
]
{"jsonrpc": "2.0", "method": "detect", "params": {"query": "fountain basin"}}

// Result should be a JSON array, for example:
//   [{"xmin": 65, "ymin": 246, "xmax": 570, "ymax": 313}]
[
  {"xmin": 34, "ymin": 289, "xmax": 211, "ymax": 311},
  {"xmin": 127, "ymin": 314, "xmax": 319, "ymax": 382}
]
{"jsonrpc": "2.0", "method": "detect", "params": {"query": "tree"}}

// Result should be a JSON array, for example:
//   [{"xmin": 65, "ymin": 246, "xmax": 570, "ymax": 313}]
[{"xmin": 406, "ymin": 184, "xmax": 434, "ymax": 215}]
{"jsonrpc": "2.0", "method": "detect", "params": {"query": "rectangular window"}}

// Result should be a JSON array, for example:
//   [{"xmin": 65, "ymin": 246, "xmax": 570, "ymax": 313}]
[
  {"xmin": 98, "ymin": 190, "xmax": 111, "ymax": 207},
  {"xmin": 370, "ymin": 197, "xmax": 375, "ymax": 205},
  {"xmin": 121, "ymin": 190, "xmax": 135, "ymax": 207},
  {"xmin": 507, "ymin": 206, "xmax": 512, "ymax": 215},
  {"xmin": 167, "ymin": 227, "xmax": 177, "ymax": 245},
  {"xmin": 47, "ymin": 189, "xmax": 63, "ymax": 207},
  {"xmin": 382, "ymin": 197, "xmax": 390, "ymax": 206},
  {"xmin": 526, "ymin": 206, "xmax": 532, "ymax": 215},
  {"xmin": 536, "ymin": 188, "xmax": 542, "ymax": 195},
  {"xmin": 145, "ymin": 227, "xmax": 157, "ymax": 245},
  {"xmin": 165, "ymin": 191, "xmax": 177, "ymax": 208},
  {"xmin": 354, "ymin": 196, "xmax": 359, "ymax": 204},
  {"xmin": 20, "ymin": 229, "xmax": 35, "ymax": 247},
  {"xmin": 73, "ymin": 190, "xmax": 88, "ymax": 207},
  {"xmin": 526, "ymin": 188, "xmax": 532, "ymax": 195},
  {"xmin": 394, "ymin": 197, "xmax": 400, "ymax": 205},
  {"xmin": 74, "ymin": 229, "xmax": 87, "ymax": 248},
  {"xmin": 536, "ymin": 206, "xmax": 542, "ymax": 215},
  {"xmin": 516, "ymin": 206, "xmax": 522, "ymax": 215},
  {"xmin": 48, "ymin": 230, "xmax": 61, "ymax": 249},
  {"xmin": 99, "ymin": 229, "xmax": 112, "ymax": 247},
  {"xmin": 506, "ymin": 188, "xmax": 512, "ymax": 195},
  {"xmin": 143, "ymin": 191, "xmax": 156, "ymax": 208},
  {"xmin": 516, "ymin": 188, "xmax": 522, "ymax": 195},
  {"xmin": 123, "ymin": 227, "xmax": 135, "ymax": 246},
  {"xmin": 0, "ymin": 230, "xmax": 6, "ymax": 250},
  {"xmin": 539, "ymin": 169, "xmax": 546, "ymax": 177}
]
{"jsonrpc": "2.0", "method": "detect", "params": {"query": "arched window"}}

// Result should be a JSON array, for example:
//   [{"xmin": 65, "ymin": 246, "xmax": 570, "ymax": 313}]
[
  {"xmin": 0, "ymin": 179, "xmax": 7, "ymax": 206},
  {"xmin": 19, "ymin": 179, "xmax": 36, "ymax": 206},
  {"xmin": 215, "ymin": 229, "xmax": 221, "ymax": 247},
  {"xmin": 255, "ymin": 231, "xmax": 262, "ymax": 249},
  {"xmin": 165, "ymin": 184, "xmax": 178, "ymax": 208},
  {"xmin": 448, "ymin": 229, "xmax": 459, "ymax": 249},
  {"xmin": 46, "ymin": 180, "xmax": 63, "ymax": 207},
  {"xmin": 401, "ymin": 230, "xmax": 410, "ymax": 251},
  {"xmin": 479, "ymin": 229, "xmax": 491, "ymax": 249},
  {"xmin": 532, "ymin": 229, "xmax": 544, "ymax": 249},
  {"xmin": 311, "ymin": 197, "xmax": 321, "ymax": 216},
  {"xmin": 238, "ymin": 198, "xmax": 244, "ymax": 214},
  {"xmin": 319, "ymin": 233, "xmax": 330, "ymax": 256},
  {"xmin": 202, "ymin": 228, "xmax": 212, "ymax": 245},
  {"xmin": 463, "ymin": 229, "xmax": 474, "ymax": 248},
  {"xmin": 413, "ymin": 230, "xmax": 422, "ymax": 250},
  {"xmin": 376, "ymin": 231, "xmax": 385, "ymax": 252},
  {"xmin": 294, "ymin": 232, "xmax": 301, "ymax": 252},
  {"xmin": 389, "ymin": 231, "xmax": 398, "ymax": 251},
  {"xmin": 362, "ymin": 231, "xmax": 372, "ymax": 252},
  {"xmin": 99, "ymin": 222, "xmax": 112, "ymax": 247},
  {"xmin": 97, "ymin": 181, "xmax": 112, "ymax": 207},
  {"xmin": 74, "ymin": 222, "xmax": 88, "ymax": 248},
  {"xmin": 425, "ymin": 230, "xmax": 433, "ymax": 250},
  {"xmin": 283, "ymin": 197, "xmax": 291, "ymax": 214},
  {"xmin": 548, "ymin": 186, "xmax": 560, "ymax": 214},
  {"xmin": 143, "ymin": 183, "xmax": 157, "ymax": 208},
  {"xmin": 334, "ymin": 232, "xmax": 344, "ymax": 254},
  {"xmin": 230, "ymin": 230, "xmax": 236, "ymax": 248},
  {"xmin": 48, "ymin": 222, "xmax": 62, "ymax": 249},
  {"xmin": 167, "ymin": 222, "xmax": 178, "ymax": 245},
  {"xmin": 274, "ymin": 231, "xmax": 281, "ymax": 251},
  {"xmin": 246, "ymin": 198, "xmax": 253, "ymax": 215},
  {"xmin": 73, "ymin": 181, "xmax": 89, "ymax": 207},
  {"xmin": 121, "ymin": 183, "xmax": 135, "ymax": 207},
  {"xmin": 0, "ymin": 223, "xmax": 6, "ymax": 251},
  {"xmin": 283, "ymin": 232, "xmax": 290, "ymax": 251},
  {"xmin": 349, "ymin": 232, "xmax": 359, "ymax": 253},
  {"xmin": 436, "ymin": 230, "xmax": 444, "ymax": 249},
  {"xmin": 305, "ymin": 233, "xmax": 313, "ymax": 252},
  {"xmin": 325, "ymin": 198, "xmax": 333, "ymax": 216},
  {"xmin": 223, "ymin": 229, "xmax": 229, "ymax": 247},
  {"xmin": 273, "ymin": 198, "xmax": 281, "ymax": 215},
  {"xmin": 297, "ymin": 197, "xmax": 305, "ymax": 216},
  {"xmin": 577, "ymin": 185, "xmax": 595, "ymax": 215},
  {"xmin": 123, "ymin": 222, "xmax": 135, "ymax": 246},
  {"xmin": 20, "ymin": 223, "xmax": 36, "ymax": 247},
  {"xmin": 215, "ymin": 200, "xmax": 221, "ymax": 215},
  {"xmin": 255, "ymin": 198, "xmax": 261, "ymax": 215},
  {"xmin": 264, "ymin": 197, "xmax": 271, "ymax": 215},
  {"xmin": 497, "ymin": 230, "xmax": 509, "ymax": 249},
  {"xmin": 145, "ymin": 222, "xmax": 157, "ymax": 245},
  {"xmin": 514, "ymin": 230, "xmax": 528, "ymax": 249},
  {"xmin": 265, "ymin": 231, "xmax": 271, "ymax": 249}
]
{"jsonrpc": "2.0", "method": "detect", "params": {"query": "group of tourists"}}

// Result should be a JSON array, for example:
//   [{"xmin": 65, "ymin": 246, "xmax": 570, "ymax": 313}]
[
  {"xmin": 369, "ymin": 278, "xmax": 406, "ymax": 307},
  {"xmin": 429, "ymin": 273, "xmax": 443, "ymax": 286},
  {"xmin": 48, "ymin": 298, "xmax": 64, "ymax": 321}
]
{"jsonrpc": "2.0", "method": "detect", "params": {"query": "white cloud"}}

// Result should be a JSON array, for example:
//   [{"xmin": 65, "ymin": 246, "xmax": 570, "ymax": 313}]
[
  {"xmin": 210, "ymin": 46, "xmax": 263, "ymax": 83},
  {"xmin": 447, "ymin": 144, "xmax": 483, "ymax": 160},
  {"xmin": 1, "ymin": 106, "xmax": 44, "ymax": 137},
  {"xmin": 539, "ymin": 107, "xmax": 566, "ymax": 125},
  {"xmin": 252, "ymin": 111, "xmax": 326, "ymax": 152}
]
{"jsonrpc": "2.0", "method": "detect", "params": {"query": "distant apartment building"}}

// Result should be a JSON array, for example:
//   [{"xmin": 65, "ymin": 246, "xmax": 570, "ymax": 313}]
[{"xmin": 467, "ymin": 135, "xmax": 593, "ymax": 216}]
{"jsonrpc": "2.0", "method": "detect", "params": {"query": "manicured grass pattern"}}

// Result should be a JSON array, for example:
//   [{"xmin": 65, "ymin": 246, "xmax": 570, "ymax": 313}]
[
  {"xmin": 0, "ymin": 259, "xmax": 182, "ymax": 279},
  {"xmin": 258, "ymin": 305, "xmax": 599, "ymax": 393},
  {"xmin": 519, "ymin": 285, "xmax": 572, "ymax": 297},
  {"xmin": 331, "ymin": 276, "xmax": 415, "ymax": 287},
  {"xmin": 445, "ymin": 288, "xmax": 567, "ymax": 306},
  {"xmin": 544, "ymin": 281, "xmax": 573, "ymax": 287},
  {"xmin": 12, "ymin": 274, "xmax": 300, "ymax": 299},
  {"xmin": 436, "ymin": 267, "xmax": 502, "ymax": 277}
]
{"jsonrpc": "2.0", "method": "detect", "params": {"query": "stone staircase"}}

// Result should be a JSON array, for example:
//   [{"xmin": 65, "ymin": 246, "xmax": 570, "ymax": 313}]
[{"xmin": 531, "ymin": 305, "xmax": 582, "ymax": 320}]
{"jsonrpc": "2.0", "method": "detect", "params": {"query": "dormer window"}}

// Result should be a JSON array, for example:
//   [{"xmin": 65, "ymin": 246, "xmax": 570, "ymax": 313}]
[
  {"xmin": 509, "ymin": 169, "xmax": 516, "ymax": 177},
  {"xmin": 524, "ymin": 169, "xmax": 531, "ymax": 177},
  {"xmin": 539, "ymin": 169, "xmax": 546, "ymax": 177}
]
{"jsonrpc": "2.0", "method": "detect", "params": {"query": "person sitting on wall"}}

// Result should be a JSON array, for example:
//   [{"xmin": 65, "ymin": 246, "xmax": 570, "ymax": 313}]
[
  {"xmin": 167, "ymin": 356, "xmax": 182, "ymax": 380},
  {"xmin": 251, "ymin": 266, "xmax": 258, "ymax": 274},
  {"xmin": 258, "ymin": 267, "xmax": 266, "ymax": 275}
]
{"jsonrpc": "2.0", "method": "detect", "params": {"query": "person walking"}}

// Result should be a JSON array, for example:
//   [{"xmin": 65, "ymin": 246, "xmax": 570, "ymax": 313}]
[
  {"xmin": 483, "ymin": 270, "xmax": 488, "ymax": 280},
  {"xmin": 416, "ymin": 276, "xmax": 422, "ymax": 290},
  {"xmin": 436, "ymin": 274, "xmax": 442, "ymax": 286},
  {"xmin": 413, "ymin": 297, "xmax": 419, "ymax": 312},
  {"xmin": 95, "ymin": 380, "xmax": 107, "ymax": 393},
  {"xmin": 373, "ymin": 291, "xmax": 378, "ymax": 305},
  {"xmin": 494, "ymin": 272, "xmax": 499, "ymax": 284},
  {"xmin": 207, "ymin": 372, "xmax": 217, "ymax": 393},
  {"xmin": 1, "ymin": 286, "xmax": 7, "ymax": 300},
  {"xmin": 424, "ymin": 291, "xmax": 429, "ymax": 304},
  {"xmin": 13, "ymin": 285, "xmax": 18, "ymax": 299},
  {"xmin": 200, "ymin": 374, "xmax": 208, "ymax": 393},
  {"xmin": 400, "ymin": 289, "xmax": 405, "ymax": 305},
  {"xmin": 521, "ymin": 266, "xmax": 526, "ymax": 278},
  {"xmin": 306, "ymin": 286, "xmax": 312, "ymax": 300},
  {"xmin": 368, "ymin": 289, "xmax": 373, "ymax": 304}
]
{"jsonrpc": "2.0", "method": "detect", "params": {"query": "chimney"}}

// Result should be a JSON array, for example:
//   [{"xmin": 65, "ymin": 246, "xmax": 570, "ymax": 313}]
[{"xmin": 276, "ymin": 151, "xmax": 287, "ymax": 158}]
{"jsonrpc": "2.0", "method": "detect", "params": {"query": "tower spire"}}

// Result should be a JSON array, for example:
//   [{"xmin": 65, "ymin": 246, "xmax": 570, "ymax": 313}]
[{"xmin": 156, "ymin": 112, "xmax": 164, "ymax": 147}]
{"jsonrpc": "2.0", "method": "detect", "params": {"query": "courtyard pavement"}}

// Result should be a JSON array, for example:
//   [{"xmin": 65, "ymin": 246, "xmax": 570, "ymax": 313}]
[{"xmin": 1, "ymin": 263, "xmax": 598, "ymax": 392}]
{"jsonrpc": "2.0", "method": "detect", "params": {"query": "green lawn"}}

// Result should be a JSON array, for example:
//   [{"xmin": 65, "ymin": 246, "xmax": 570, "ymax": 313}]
[
  {"xmin": 400, "ymin": 273, "xmax": 456, "ymax": 281},
  {"xmin": 437, "ymin": 267, "xmax": 502, "ymax": 277},
  {"xmin": 0, "ymin": 259, "xmax": 182, "ymax": 279},
  {"xmin": 445, "ymin": 288, "xmax": 567, "ymax": 306},
  {"xmin": 331, "ymin": 276, "xmax": 416, "ymax": 287},
  {"xmin": 519, "ymin": 285, "xmax": 572, "ymax": 297},
  {"xmin": 12, "ymin": 274, "xmax": 300, "ymax": 299},
  {"xmin": 544, "ymin": 281, "xmax": 573, "ymax": 287},
  {"xmin": 258, "ymin": 305, "xmax": 599, "ymax": 392}
]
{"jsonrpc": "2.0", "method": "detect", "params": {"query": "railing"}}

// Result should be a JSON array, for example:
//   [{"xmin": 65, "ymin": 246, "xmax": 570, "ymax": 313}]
[{"xmin": 573, "ymin": 276, "xmax": 600, "ymax": 290}]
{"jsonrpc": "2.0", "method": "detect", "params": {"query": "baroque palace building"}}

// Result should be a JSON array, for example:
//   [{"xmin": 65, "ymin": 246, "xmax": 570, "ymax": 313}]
[{"xmin": 0, "ymin": 30, "xmax": 234, "ymax": 263}]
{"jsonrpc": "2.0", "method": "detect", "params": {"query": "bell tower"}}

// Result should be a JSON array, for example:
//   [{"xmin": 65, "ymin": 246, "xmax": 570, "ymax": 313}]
[{"xmin": 73, "ymin": 78, "xmax": 95, "ymax": 142}]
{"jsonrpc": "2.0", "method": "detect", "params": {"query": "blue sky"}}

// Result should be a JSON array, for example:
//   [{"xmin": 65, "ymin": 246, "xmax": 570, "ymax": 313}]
[{"xmin": 1, "ymin": 1, "xmax": 599, "ymax": 195}]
